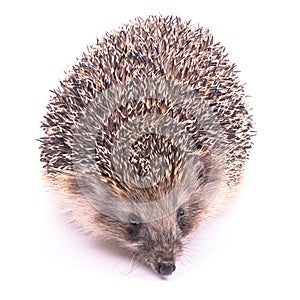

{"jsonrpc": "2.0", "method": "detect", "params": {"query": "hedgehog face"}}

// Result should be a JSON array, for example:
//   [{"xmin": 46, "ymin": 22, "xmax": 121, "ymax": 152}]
[{"xmin": 119, "ymin": 200, "xmax": 202, "ymax": 276}]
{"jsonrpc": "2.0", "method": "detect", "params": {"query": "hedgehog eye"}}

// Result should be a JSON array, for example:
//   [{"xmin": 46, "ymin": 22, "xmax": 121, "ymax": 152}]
[
  {"xmin": 177, "ymin": 209, "xmax": 185, "ymax": 222},
  {"xmin": 127, "ymin": 214, "xmax": 142, "ymax": 238},
  {"xmin": 177, "ymin": 208, "xmax": 189, "ymax": 234}
]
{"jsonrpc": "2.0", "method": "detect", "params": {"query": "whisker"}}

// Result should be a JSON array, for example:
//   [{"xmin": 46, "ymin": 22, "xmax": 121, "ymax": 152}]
[{"xmin": 123, "ymin": 252, "xmax": 138, "ymax": 276}]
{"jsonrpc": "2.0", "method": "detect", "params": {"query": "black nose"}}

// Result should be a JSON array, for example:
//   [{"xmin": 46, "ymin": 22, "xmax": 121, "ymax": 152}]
[{"xmin": 156, "ymin": 261, "xmax": 176, "ymax": 276}]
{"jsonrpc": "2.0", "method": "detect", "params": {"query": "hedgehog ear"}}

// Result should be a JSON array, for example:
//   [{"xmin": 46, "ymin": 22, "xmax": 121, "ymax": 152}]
[
  {"xmin": 193, "ymin": 159, "xmax": 205, "ymax": 181},
  {"xmin": 176, "ymin": 156, "xmax": 204, "ymax": 196}
]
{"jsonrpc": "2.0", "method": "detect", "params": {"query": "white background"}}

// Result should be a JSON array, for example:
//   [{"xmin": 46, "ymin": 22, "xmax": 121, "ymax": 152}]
[{"xmin": 1, "ymin": 0, "xmax": 299, "ymax": 299}]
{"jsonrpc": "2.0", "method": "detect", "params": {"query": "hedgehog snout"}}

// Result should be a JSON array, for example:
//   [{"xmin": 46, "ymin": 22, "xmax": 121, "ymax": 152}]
[{"xmin": 155, "ymin": 260, "xmax": 176, "ymax": 276}]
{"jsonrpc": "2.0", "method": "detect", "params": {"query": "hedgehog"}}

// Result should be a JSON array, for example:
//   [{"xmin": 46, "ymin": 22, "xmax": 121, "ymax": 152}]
[{"xmin": 39, "ymin": 16, "xmax": 254, "ymax": 276}]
